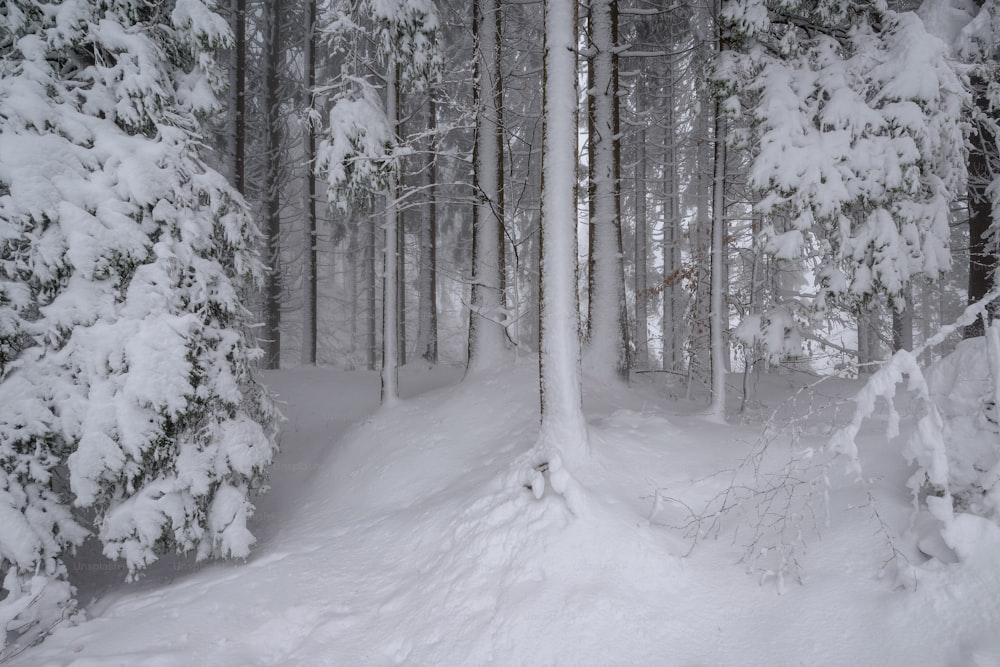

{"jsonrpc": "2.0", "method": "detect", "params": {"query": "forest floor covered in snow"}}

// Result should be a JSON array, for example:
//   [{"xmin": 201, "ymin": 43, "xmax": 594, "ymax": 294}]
[{"xmin": 12, "ymin": 361, "xmax": 1000, "ymax": 666}]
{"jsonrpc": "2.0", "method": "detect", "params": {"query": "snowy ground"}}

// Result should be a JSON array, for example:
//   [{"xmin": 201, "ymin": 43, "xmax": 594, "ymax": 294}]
[{"xmin": 12, "ymin": 362, "xmax": 1000, "ymax": 666}]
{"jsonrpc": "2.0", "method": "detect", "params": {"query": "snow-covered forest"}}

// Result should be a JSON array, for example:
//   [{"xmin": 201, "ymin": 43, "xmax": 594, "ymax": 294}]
[{"xmin": 1, "ymin": 0, "xmax": 1000, "ymax": 663}]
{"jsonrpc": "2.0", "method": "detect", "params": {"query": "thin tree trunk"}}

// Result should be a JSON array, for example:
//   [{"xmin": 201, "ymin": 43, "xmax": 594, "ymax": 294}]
[
  {"xmin": 662, "ymin": 43, "xmax": 680, "ymax": 372},
  {"xmin": 892, "ymin": 286, "xmax": 913, "ymax": 352},
  {"xmin": 416, "ymin": 92, "xmax": 439, "ymax": 364},
  {"xmin": 708, "ymin": 99, "xmax": 727, "ymax": 421},
  {"xmin": 468, "ymin": 0, "xmax": 508, "ymax": 373},
  {"xmin": 232, "ymin": 0, "xmax": 246, "ymax": 195},
  {"xmin": 634, "ymin": 131, "xmax": 648, "ymax": 370},
  {"xmin": 350, "ymin": 221, "xmax": 359, "ymax": 366},
  {"xmin": 857, "ymin": 306, "xmax": 869, "ymax": 375},
  {"xmin": 302, "ymin": 0, "xmax": 318, "ymax": 365},
  {"xmin": 612, "ymin": 1, "xmax": 628, "ymax": 378},
  {"xmin": 263, "ymin": 0, "xmax": 282, "ymax": 370},
  {"xmin": 396, "ymin": 95, "xmax": 406, "ymax": 367},
  {"xmin": 537, "ymin": 0, "xmax": 588, "ymax": 464},
  {"xmin": 366, "ymin": 210, "xmax": 377, "ymax": 371},
  {"xmin": 921, "ymin": 280, "xmax": 933, "ymax": 364},
  {"xmin": 965, "ymin": 72, "xmax": 998, "ymax": 338},
  {"xmin": 382, "ymin": 61, "xmax": 401, "ymax": 403},
  {"xmin": 691, "ymin": 95, "xmax": 712, "ymax": 389},
  {"xmin": 495, "ymin": 0, "xmax": 508, "ymax": 332},
  {"xmin": 586, "ymin": 0, "xmax": 628, "ymax": 380},
  {"xmin": 740, "ymin": 212, "xmax": 763, "ymax": 414}
]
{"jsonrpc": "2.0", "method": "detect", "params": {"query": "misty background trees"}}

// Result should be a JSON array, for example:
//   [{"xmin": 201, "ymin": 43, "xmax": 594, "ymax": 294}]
[{"xmin": 231, "ymin": 0, "xmax": 996, "ymax": 400}]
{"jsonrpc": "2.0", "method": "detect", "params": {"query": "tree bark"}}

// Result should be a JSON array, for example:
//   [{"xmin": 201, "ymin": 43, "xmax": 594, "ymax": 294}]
[
  {"xmin": 585, "ymin": 0, "xmax": 628, "ymax": 380},
  {"xmin": 416, "ymin": 92, "xmax": 439, "ymax": 364},
  {"xmin": 302, "ymin": 0, "xmax": 319, "ymax": 365},
  {"xmin": 263, "ymin": 0, "xmax": 282, "ymax": 370},
  {"xmin": 662, "ymin": 27, "xmax": 681, "ymax": 372},
  {"xmin": 232, "ymin": 0, "xmax": 246, "ymax": 196},
  {"xmin": 634, "ymin": 128, "xmax": 648, "ymax": 370},
  {"xmin": 396, "ymin": 93, "xmax": 407, "ymax": 367},
  {"xmin": 965, "ymin": 72, "xmax": 998, "ymax": 338},
  {"xmin": 892, "ymin": 285, "xmax": 913, "ymax": 352},
  {"xmin": 366, "ymin": 209, "xmax": 377, "ymax": 372},
  {"xmin": 468, "ymin": 0, "xmax": 509, "ymax": 373},
  {"xmin": 538, "ymin": 0, "xmax": 588, "ymax": 463},
  {"xmin": 708, "ymin": 99, "xmax": 727, "ymax": 421},
  {"xmin": 381, "ymin": 61, "xmax": 401, "ymax": 403}
]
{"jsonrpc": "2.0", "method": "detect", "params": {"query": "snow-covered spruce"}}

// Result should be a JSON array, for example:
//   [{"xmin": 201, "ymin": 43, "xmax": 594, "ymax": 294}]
[
  {"xmin": 719, "ymin": 1, "xmax": 967, "ymax": 355},
  {"xmin": 317, "ymin": 0, "xmax": 441, "ymax": 213},
  {"xmin": 0, "ymin": 0, "xmax": 278, "ymax": 645}
]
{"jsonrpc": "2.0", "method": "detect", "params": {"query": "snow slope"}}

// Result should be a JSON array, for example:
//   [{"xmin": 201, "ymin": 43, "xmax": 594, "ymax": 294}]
[{"xmin": 12, "ymin": 362, "xmax": 1000, "ymax": 666}]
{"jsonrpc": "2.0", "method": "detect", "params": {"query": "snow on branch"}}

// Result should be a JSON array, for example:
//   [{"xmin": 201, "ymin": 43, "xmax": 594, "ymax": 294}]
[
  {"xmin": 724, "ymin": 6, "xmax": 967, "ymax": 310},
  {"xmin": 317, "ymin": 88, "xmax": 399, "ymax": 211}
]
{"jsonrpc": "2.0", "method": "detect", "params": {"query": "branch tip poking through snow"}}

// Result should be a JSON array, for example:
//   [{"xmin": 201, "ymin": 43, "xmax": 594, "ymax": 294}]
[{"xmin": 510, "ymin": 437, "xmax": 590, "ymax": 519}]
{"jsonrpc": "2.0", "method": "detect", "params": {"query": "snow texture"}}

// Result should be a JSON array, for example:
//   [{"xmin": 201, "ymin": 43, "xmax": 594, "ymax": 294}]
[{"xmin": 8, "ymin": 364, "xmax": 1000, "ymax": 665}]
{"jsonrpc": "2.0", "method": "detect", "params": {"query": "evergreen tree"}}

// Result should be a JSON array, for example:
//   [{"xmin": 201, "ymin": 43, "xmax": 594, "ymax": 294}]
[
  {"xmin": 956, "ymin": 0, "xmax": 1000, "ymax": 335},
  {"xmin": 0, "ymin": 0, "xmax": 279, "ymax": 644},
  {"xmin": 720, "ymin": 0, "xmax": 968, "ymax": 360}
]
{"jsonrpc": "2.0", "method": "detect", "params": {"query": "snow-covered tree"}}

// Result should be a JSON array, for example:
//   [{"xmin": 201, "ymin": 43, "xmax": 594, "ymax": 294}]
[
  {"xmin": 317, "ymin": 0, "xmax": 440, "ymax": 401},
  {"xmin": 529, "ymin": 0, "xmax": 589, "ymax": 502},
  {"xmin": 0, "ymin": 0, "xmax": 279, "ymax": 645},
  {"xmin": 720, "ymin": 0, "xmax": 968, "ymax": 359}
]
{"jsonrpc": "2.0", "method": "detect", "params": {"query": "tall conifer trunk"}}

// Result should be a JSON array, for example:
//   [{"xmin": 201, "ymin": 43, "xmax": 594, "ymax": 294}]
[
  {"xmin": 303, "ymin": 0, "xmax": 319, "ymax": 365},
  {"xmin": 537, "ymin": 0, "xmax": 588, "ymax": 467},
  {"xmin": 708, "ymin": 99, "xmax": 727, "ymax": 421},
  {"xmin": 382, "ymin": 61, "xmax": 401, "ymax": 402},
  {"xmin": 263, "ymin": 0, "xmax": 282, "ymax": 369},
  {"xmin": 468, "ymin": 0, "xmax": 508, "ymax": 373},
  {"xmin": 417, "ymin": 93, "xmax": 439, "ymax": 364},
  {"xmin": 586, "ymin": 0, "xmax": 628, "ymax": 380},
  {"xmin": 965, "ymin": 72, "xmax": 998, "ymax": 338}
]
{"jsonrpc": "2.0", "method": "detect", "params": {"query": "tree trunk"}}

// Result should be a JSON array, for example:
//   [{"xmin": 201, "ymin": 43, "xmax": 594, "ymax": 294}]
[
  {"xmin": 690, "ymin": 93, "xmax": 712, "ymax": 389},
  {"xmin": 416, "ymin": 92, "xmax": 439, "ymax": 364},
  {"xmin": 538, "ymin": 0, "xmax": 588, "ymax": 463},
  {"xmin": 232, "ymin": 0, "xmax": 246, "ymax": 196},
  {"xmin": 634, "ymin": 130, "xmax": 648, "ymax": 370},
  {"xmin": 892, "ymin": 285, "xmax": 913, "ymax": 352},
  {"xmin": 468, "ymin": 0, "xmax": 508, "ymax": 373},
  {"xmin": 396, "ymin": 97, "xmax": 407, "ymax": 367},
  {"xmin": 366, "ymin": 209, "xmax": 377, "ymax": 372},
  {"xmin": 857, "ymin": 306, "xmax": 870, "ymax": 375},
  {"xmin": 662, "ymin": 36, "xmax": 681, "ymax": 372},
  {"xmin": 708, "ymin": 99, "xmax": 727, "ymax": 421},
  {"xmin": 263, "ymin": 0, "xmax": 282, "ymax": 370},
  {"xmin": 965, "ymin": 72, "xmax": 998, "ymax": 338},
  {"xmin": 302, "ymin": 0, "xmax": 319, "ymax": 365},
  {"xmin": 349, "ymin": 221, "xmax": 359, "ymax": 366},
  {"xmin": 585, "ymin": 0, "xmax": 628, "ymax": 380},
  {"xmin": 382, "ymin": 61, "xmax": 401, "ymax": 403}
]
